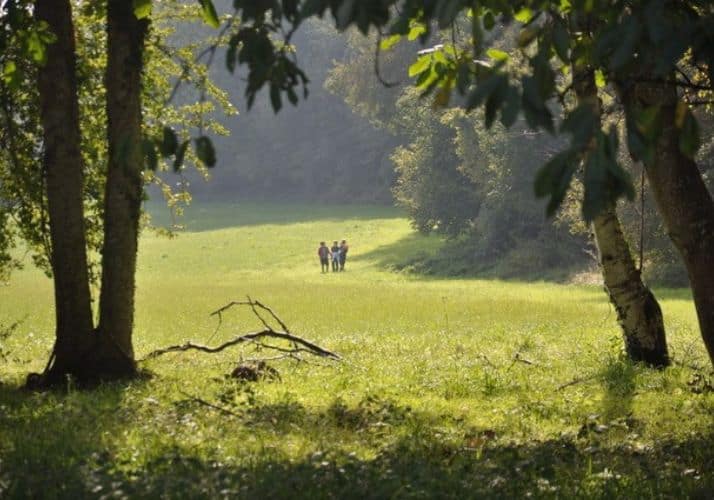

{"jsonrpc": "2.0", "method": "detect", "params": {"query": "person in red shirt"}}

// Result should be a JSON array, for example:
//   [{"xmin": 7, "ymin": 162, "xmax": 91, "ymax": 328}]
[{"xmin": 317, "ymin": 241, "xmax": 330, "ymax": 273}]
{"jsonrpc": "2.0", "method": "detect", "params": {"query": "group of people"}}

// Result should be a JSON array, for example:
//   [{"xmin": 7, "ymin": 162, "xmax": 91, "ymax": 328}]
[{"xmin": 317, "ymin": 240, "xmax": 349, "ymax": 273}]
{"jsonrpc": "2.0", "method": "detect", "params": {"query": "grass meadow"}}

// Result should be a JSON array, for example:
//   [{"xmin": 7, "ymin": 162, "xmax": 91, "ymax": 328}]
[{"xmin": 0, "ymin": 202, "xmax": 713, "ymax": 498}]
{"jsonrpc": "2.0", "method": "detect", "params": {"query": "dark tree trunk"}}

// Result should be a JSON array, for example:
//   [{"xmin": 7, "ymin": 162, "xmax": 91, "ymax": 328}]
[
  {"xmin": 572, "ymin": 63, "xmax": 669, "ymax": 366},
  {"xmin": 623, "ymin": 76, "xmax": 714, "ymax": 366},
  {"xmin": 34, "ymin": 0, "xmax": 96, "ymax": 382},
  {"xmin": 95, "ymin": 0, "xmax": 149, "ymax": 375}
]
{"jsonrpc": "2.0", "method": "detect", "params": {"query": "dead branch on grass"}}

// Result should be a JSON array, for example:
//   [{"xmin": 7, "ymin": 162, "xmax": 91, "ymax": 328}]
[
  {"xmin": 142, "ymin": 298, "xmax": 341, "ymax": 362},
  {"xmin": 556, "ymin": 374, "xmax": 599, "ymax": 391}
]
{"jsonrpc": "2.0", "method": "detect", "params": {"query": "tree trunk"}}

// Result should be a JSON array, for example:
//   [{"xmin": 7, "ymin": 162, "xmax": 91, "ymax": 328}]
[
  {"xmin": 95, "ymin": 0, "xmax": 148, "ymax": 376},
  {"xmin": 34, "ymin": 0, "xmax": 96, "ymax": 382},
  {"xmin": 572, "ymin": 62, "xmax": 669, "ymax": 366},
  {"xmin": 592, "ymin": 208, "xmax": 669, "ymax": 365},
  {"xmin": 623, "ymin": 76, "xmax": 714, "ymax": 366}
]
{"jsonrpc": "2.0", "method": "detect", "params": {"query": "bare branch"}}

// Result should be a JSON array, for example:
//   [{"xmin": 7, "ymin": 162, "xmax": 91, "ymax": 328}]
[
  {"xmin": 556, "ymin": 374, "xmax": 598, "ymax": 391},
  {"xmin": 142, "ymin": 328, "xmax": 340, "ymax": 361},
  {"xmin": 143, "ymin": 300, "xmax": 341, "ymax": 363}
]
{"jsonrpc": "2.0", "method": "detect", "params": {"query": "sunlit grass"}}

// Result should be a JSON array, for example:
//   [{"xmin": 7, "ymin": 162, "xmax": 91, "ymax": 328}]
[{"xmin": 0, "ymin": 202, "xmax": 712, "ymax": 498}]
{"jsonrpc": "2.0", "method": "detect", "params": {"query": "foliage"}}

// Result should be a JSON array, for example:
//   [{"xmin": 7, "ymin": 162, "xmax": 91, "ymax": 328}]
[
  {"xmin": 326, "ymin": 29, "xmax": 586, "ymax": 275},
  {"xmin": 0, "ymin": 203, "xmax": 712, "ymax": 497},
  {"xmin": 391, "ymin": 90, "xmax": 480, "ymax": 237},
  {"xmin": 0, "ymin": 1, "xmax": 234, "ymax": 282}
]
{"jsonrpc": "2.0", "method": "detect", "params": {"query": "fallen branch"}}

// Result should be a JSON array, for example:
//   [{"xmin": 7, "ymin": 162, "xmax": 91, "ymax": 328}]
[
  {"xmin": 556, "ymin": 374, "xmax": 598, "ymax": 391},
  {"xmin": 512, "ymin": 353, "xmax": 537, "ymax": 366},
  {"xmin": 141, "ymin": 298, "xmax": 341, "ymax": 362},
  {"xmin": 142, "ymin": 329, "xmax": 341, "ymax": 361}
]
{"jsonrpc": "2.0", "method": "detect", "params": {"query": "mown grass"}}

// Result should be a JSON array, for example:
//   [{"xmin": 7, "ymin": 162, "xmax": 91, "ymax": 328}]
[{"xmin": 0, "ymin": 202, "xmax": 712, "ymax": 499}]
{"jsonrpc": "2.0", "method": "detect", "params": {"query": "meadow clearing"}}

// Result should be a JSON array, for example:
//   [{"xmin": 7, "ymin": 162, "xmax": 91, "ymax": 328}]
[{"xmin": 0, "ymin": 203, "xmax": 713, "ymax": 498}]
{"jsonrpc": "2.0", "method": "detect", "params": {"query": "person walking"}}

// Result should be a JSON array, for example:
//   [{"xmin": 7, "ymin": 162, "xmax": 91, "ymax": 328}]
[
  {"xmin": 330, "ymin": 241, "xmax": 340, "ymax": 272},
  {"xmin": 339, "ymin": 239, "xmax": 349, "ymax": 271},
  {"xmin": 317, "ymin": 241, "xmax": 330, "ymax": 273}
]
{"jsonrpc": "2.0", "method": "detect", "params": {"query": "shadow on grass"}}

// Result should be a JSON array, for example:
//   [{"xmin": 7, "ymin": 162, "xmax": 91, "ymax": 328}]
[
  {"xmin": 145, "ymin": 202, "xmax": 400, "ymax": 232},
  {"xmin": 0, "ymin": 380, "xmax": 148, "ymax": 499},
  {"xmin": 2, "ymin": 383, "xmax": 713, "ymax": 499},
  {"xmin": 354, "ymin": 233, "xmax": 581, "ymax": 283},
  {"xmin": 599, "ymin": 356, "xmax": 637, "ymax": 422}
]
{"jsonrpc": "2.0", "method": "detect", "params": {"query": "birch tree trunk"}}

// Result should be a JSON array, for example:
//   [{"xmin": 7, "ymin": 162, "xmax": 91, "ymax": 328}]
[
  {"xmin": 572, "ymin": 59, "xmax": 669, "ymax": 366},
  {"xmin": 592, "ymin": 208, "xmax": 669, "ymax": 365}
]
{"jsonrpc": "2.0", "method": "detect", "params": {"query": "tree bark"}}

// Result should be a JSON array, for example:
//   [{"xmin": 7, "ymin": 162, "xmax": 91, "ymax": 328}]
[
  {"xmin": 35, "ymin": 0, "xmax": 95, "ymax": 381},
  {"xmin": 622, "ymin": 76, "xmax": 714, "ymax": 366},
  {"xmin": 572, "ymin": 63, "xmax": 669, "ymax": 366},
  {"xmin": 592, "ymin": 208, "xmax": 669, "ymax": 365},
  {"xmin": 96, "ymin": 0, "xmax": 149, "ymax": 376}
]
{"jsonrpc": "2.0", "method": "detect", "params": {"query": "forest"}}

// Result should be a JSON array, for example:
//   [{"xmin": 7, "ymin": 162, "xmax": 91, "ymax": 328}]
[{"xmin": 1, "ymin": 0, "xmax": 714, "ymax": 498}]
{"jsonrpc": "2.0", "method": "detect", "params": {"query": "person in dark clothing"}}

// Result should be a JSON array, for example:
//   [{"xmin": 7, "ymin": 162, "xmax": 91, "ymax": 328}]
[
  {"xmin": 339, "ymin": 239, "xmax": 349, "ymax": 271},
  {"xmin": 317, "ymin": 241, "xmax": 330, "ymax": 273},
  {"xmin": 330, "ymin": 241, "xmax": 340, "ymax": 272}
]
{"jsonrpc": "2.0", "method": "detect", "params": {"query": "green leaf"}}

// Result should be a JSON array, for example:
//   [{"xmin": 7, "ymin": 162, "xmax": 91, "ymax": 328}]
[
  {"xmin": 173, "ymin": 140, "xmax": 190, "ymax": 173},
  {"xmin": 194, "ymin": 136, "xmax": 217, "ymax": 167},
  {"xmin": 634, "ymin": 105, "xmax": 662, "ymax": 142},
  {"xmin": 407, "ymin": 24, "xmax": 427, "ymax": 41},
  {"xmin": 486, "ymin": 48, "xmax": 509, "ymax": 62},
  {"xmin": 226, "ymin": 36, "xmax": 238, "ymax": 73},
  {"xmin": 534, "ymin": 150, "xmax": 577, "ymax": 216},
  {"xmin": 408, "ymin": 56, "xmax": 431, "ymax": 78},
  {"xmin": 269, "ymin": 84, "xmax": 282, "ymax": 113},
  {"xmin": 2, "ymin": 61, "xmax": 19, "ymax": 88},
  {"xmin": 286, "ymin": 87, "xmax": 299, "ymax": 106},
  {"xmin": 500, "ymin": 86, "xmax": 520, "ymax": 128},
  {"xmin": 483, "ymin": 12, "xmax": 495, "ymax": 31},
  {"xmin": 582, "ymin": 130, "xmax": 633, "ymax": 221},
  {"xmin": 594, "ymin": 69, "xmax": 606, "ymax": 88},
  {"xmin": 380, "ymin": 34, "xmax": 401, "ymax": 51},
  {"xmin": 26, "ymin": 31, "xmax": 47, "ymax": 65},
  {"xmin": 678, "ymin": 107, "xmax": 701, "ymax": 159},
  {"xmin": 159, "ymin": 127, "xmax": 178, "ymax": 157},
  {"xmin": 198, "ymin": 0, "xmax": 220, "ymax": 29},
  {"xmin": 552, "ymin": 21, "xmax": 569, "ymax": 63},
  {"xmin": 466, "ymin": 73, "xmax": 506, "ymax": 111},
  {"xmin": 436, "ymin": 0, "xmax": 462, "ymax": 28},
  {"xmin": 142, "ymin": 138, "xmax": 158, "ymax": 172},
  {"xmin": 561, "ymin": 103, "xmax": 598, "ymax": 150},
  {"xmin": 484, "ymin": 89, "xmax": 503, "ymax": 128},
  {"xmin": 514, "ymin": 8, "xmax": 533, "ymax": 23},
  {"xmin": 133, "ymin": 0, "xmax": 152, "ymax": 19},
  {"xmin": 610, "ymin": 17, "xmax": 641, "ymax": 70}
]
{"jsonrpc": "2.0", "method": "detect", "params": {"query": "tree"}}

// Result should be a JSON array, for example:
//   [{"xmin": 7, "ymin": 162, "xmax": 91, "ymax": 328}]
[
  {"xmin": 1, "ymin": 0, "xmax": 231, "ymax": 385},
  {"xmin": 567, "ymin": 15, "xmax": 668, "ymax": 365}
]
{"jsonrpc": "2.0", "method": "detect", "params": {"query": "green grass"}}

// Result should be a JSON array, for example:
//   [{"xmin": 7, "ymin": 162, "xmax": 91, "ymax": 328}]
[{"xmin": 0, "ymin": 202, "xmax": 712, "ymax": 499}]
